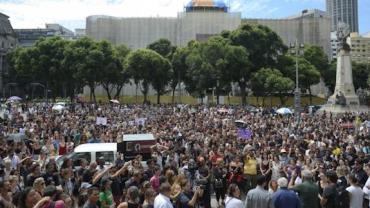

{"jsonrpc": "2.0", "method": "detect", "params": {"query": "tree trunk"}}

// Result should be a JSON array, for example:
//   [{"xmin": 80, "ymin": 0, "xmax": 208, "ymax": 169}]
[
  {"xmin": 157, "ymin": 92, "xmax": 161, "ymax": 104},
  {"xmin": 114, "ymin": 85, "xmax": 124, "ymax": 100},
  {"xmin": 135, "ymin": 83, "xmax": 138, "ymax": 104},
  {"xmin": 89, "ymin": 84, "xmax": 96, "ymax": 103},
  {"xmin": 262, "ymin": 97, "xmax": 265, "ymax": 107},
  {"xmin": 239, "ymin": 81, "xmax": 247, "ymax": 105},
  {"xmin": 279, "ymin": 95, "xmax": 284, "ymax": 106},
  {"xmin": 103, "ymin": 86, "xmax": 112, "ymax": 100},
  {"xmin": 142, "ymin": 82, "xmax": 149, "ymax": 104},
  {"xmin": 309, "ymin": 88, "xmax": 313, "ymax": 105},
  {"xmin": 172, "ymin": 87, "xmax": 176, "ymax": 104}
]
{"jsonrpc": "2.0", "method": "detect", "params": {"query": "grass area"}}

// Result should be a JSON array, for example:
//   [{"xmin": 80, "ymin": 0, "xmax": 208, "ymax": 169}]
[{"xmin": 87, "ymin": 95, "xmax": 327, "ymax": 106}]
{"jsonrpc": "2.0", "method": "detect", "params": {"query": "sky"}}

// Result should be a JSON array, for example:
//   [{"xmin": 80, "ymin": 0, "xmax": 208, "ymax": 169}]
[{"xmin": 0, "ymin": 0, "xmax": 369, "ymax": 34}]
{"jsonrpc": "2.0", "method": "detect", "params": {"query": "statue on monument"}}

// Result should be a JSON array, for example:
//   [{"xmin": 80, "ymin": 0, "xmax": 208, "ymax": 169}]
[
  {"xmin": 335, "ymin": 91, "xmax": 347, "ymax": 106},
  {"xmin": 336, "ymin": 22, "xmax": 351, "ymax": 51}
]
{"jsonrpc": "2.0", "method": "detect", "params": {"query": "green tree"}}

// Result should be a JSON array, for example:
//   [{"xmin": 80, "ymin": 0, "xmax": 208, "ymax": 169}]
[
  {"xmin": 97, "ymin": 41, "xmax": 129, "ymax": 100},
  {"xmin": 64, "ymin": 37, "xmax": 103, "ymax": 102},
  {"xmin": 125, "ymin": 49, "xmax": 171, "ymax": 103},
  {"xmin": 323, "ymin": 60, "xmax": 337, "ymax": 93},
  {"xmin": 352, "ymin": 61, "xmax": 370, "ymax": 91},
  {"xmin": 11, "ymin": 37, "xmax": 70, "ymax": 100},
  {"xmin": 268, "ymin": 75, "xmax": 294, "ymax": 105},
  {"xmin": 251, "ymin": 68, "xmax": 294, "ymax": 105},
  {"xmin": 201, "ymin": 36, "xmax": 229, "ymax": 104},
  {"xmin": 303, "ymin": 45, "xmax": 330, "ymax": 75},
  {"xmin": 147, "ymin": 39, "xmax": 175, "ymax": 58},
  {"xmin": 251, "ymin": 68, "xmax": 273, "ymax": 105},
  {"xmin": 183, "ymin": 41, "xmax": 212, "ymax": 102},
  {"xmin": 113, "ymin": 44, "xmax": 131, "ymax": 99},
  {"xmin": 171, "ymin": 47, "xmax": 189, "ymax": 103},
  {"xmin": 224, "ymin": 45, "xmax": 250, "ymax": 105},
  {"xmin": 149, "ymin": 54, "xmax": 172, "ymax": 104},
  {"xmin": 227, "ymin": 24, "xmax": 286, "ymax": 104},
  {"xmin": 286, "ymin": 57, "xmax": 320, "ymax": 104},
  {"xmin": 148, "ymin": 39, "xmax": 179, "ymax": 103}
]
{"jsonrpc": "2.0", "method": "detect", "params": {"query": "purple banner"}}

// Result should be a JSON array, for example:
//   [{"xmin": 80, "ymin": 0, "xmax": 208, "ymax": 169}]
[{"xmin": 237, "ymin": 128, "xmax": 252, "ymax": 140}]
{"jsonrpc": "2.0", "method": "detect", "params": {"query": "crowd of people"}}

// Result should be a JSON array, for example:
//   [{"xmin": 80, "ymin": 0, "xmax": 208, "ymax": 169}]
[{"xmin": 0, "ymin": 101, "xmax": 369, "ymax": 208}]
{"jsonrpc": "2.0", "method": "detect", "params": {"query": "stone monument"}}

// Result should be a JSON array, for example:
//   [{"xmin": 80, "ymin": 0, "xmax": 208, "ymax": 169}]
[{"xmin": 318, "ymin": 22, "xmax": 369, "ymax": 115}]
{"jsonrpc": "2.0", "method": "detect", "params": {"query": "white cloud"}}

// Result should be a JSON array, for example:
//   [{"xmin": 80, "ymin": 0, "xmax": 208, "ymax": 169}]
[
  {"xmin": 0, "ymin": 0, "xmax": 191, "ymax": 30},
  {"xmin": 0, "ymin": 0, "xmax": 300, "ymax": 31}
]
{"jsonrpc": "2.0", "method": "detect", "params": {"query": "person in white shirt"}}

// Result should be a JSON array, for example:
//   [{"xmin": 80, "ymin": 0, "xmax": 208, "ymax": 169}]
[
  {"xmin": 363, "ymin": 164, "xmax": 370, "ymax": 207},
  {"xmin": 346, "ymin": 174, "xmax": 364, "ymax": 208},
  {"xmin": 225, "ymin": 183, "xmax": 243, "ymax": 208},
  {"xmin": 154, "ymin": 183, "xmax": 173, "ymax": 208}
]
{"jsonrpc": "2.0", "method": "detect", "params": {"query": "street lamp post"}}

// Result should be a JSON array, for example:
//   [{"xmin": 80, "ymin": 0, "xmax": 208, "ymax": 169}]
[{"xmin": 290, "ymin": 40, "xmax": 304, "ymax": 127}]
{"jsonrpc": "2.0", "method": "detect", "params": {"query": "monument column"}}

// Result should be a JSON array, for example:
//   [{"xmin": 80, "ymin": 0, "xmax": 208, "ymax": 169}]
[{"xmin": 317, "ymin": 22, "xmax": 368, "ymax": 115}]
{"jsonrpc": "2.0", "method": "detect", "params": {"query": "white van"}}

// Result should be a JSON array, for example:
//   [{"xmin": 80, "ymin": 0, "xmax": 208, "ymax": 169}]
[
  {"xmin": 56, "ymin": 143, "xmax": 117, "ymax": 168},
  {"xmin": 56, "ymin": 134, "xmax": 155, "ymax": 169}
]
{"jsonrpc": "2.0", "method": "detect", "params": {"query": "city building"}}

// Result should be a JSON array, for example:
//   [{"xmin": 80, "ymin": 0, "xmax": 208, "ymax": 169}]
[
  {"xmin": 348, "ymin": 32, "xmax": 370, "ymax": 63},
  {"xmin": 0, "ymin": 12, "xmax": 17, "ymax": 94},
  {"xmin": 85, "ymin": 1, "xmax": 331, "ymax": 97},
  {"xmin": 15, "ymin": 28, "xmax": 56, "ymax": 47},
  {"xmin": 46, "ymin": 23, "xmax": 75, "ymax": 40},
  {"xmin": 326, "ymin": 0, "xmax": 358, "ymax": 32},
  {"xmin": 243, "ymin": 9, "xmax": 331, "ymax": 58},
  {"xmin": 330, "ymin": 31, "xmax": 339, "ymax": 59},
  {"xmin": 86, "ymin": 0, "xmax": 241, "ymax": 49},
  {"xmin": 75, "ymin": 28, "xmax": 86, "ymax": 39},
  {"xmin": 15, "ymin": 23, "xmax": 75, "ymax": 47},
  {"xmin": 87, "ymin": 6, "xmax": 331, "ymax": 56}
]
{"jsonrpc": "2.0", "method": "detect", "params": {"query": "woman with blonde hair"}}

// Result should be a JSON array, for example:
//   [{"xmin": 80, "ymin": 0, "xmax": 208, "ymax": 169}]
[{"xmin": 33, "ymin": 177, "xmax": 45, "ymax": 196}]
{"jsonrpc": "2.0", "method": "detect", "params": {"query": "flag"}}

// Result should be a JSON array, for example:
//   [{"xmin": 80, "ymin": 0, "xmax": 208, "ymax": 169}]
[{"xmin": 237, "ymin": 128, "xmax": 252, "ymax": 140}]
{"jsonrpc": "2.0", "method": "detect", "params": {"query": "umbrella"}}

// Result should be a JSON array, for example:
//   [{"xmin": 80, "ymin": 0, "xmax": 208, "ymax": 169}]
[
  {"xmin": 7, "ymin": 96, "xmax": 22, "ymax": 102},
  {"xmin": 110, "ymin": 99, "xmax": 120, "ymax": 104},
  {"xmin": 237, "ymin": 128, "xmax": 253, "ymax": 140},
  {"xmin": 52, "ymin": 105, "xmax": 65, "ymax": 111},
  {"xmin": 276, "ymin": 107, "xmax": 293, "ymax": 115},
  {"xmin": 7, "ymin": 133, "xmax": 28, "ymax": 142}
]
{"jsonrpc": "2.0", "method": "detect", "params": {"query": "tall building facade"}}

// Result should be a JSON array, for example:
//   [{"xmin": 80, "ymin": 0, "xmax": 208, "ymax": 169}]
[
  {"xmin": 243, "ymin": 9, "xmax": 331, "ymax": 58},
  {"xmin": 326, "ymin": 0, "xmax": 358, "ymax": 32},
  {"xmin": 86, "ymin": 2, "xmax": 331, "ymax": 97},
  {"xmin": 87, "ymin": 0, "xmax": 240, "ymax": 49},
  {"xmin": 348, "ymin": 32, "xmax": 370, "ymax": 63},
  {"xmin": 15, "ymin": 24, "xmax": 76, "ymax": 47},
  {"xmin": 0, "ymin": 12, "xmax": 17, "ymax": 94}
]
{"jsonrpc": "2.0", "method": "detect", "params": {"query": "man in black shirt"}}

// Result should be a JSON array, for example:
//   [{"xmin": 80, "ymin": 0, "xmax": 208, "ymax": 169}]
[{"xmin": 320, "ymin": 170, "xmax": 338, "ymax": 208}]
